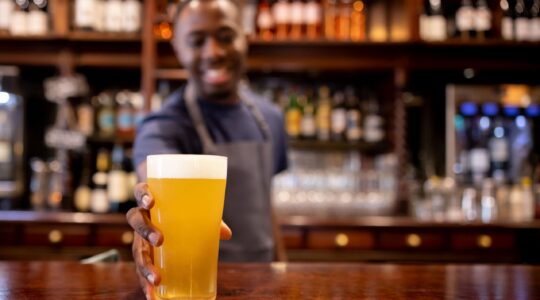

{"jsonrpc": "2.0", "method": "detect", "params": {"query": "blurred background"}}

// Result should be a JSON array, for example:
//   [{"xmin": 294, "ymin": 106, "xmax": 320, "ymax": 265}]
[{"xmin": 0, "ymin": 0, "xmax": 540, "ymax": 263}]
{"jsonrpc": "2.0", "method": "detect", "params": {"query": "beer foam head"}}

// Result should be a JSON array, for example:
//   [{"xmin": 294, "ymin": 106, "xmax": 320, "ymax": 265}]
[{"xmin": 147, "ymin": 154, "xmax": 227, "ymax": 179}]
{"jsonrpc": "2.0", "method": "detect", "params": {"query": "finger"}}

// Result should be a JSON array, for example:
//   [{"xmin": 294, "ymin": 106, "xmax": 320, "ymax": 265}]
[
  {"xmin": 134, "ymin": 182, "xmax": 154, "ymax": 209},
  {"xmin": 220, "ymin": 221, "xmax": 232, "ymax": 240},
  {"xmin": 134, "ymin": 234, "xmax": 161, "ymax": 287},
  {"xmin": 127, "ymin": 208, "xmax": 163, "ymax": 246}
]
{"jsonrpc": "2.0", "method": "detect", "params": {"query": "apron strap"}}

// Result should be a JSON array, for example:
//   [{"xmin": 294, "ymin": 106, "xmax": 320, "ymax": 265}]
[
  {"xmin": 184, "ymin": 82, "xmax": 273, "ymax": 154},
  {"xmin": 184, "ymin": 83, "xmax": 219, "ymax": 154}
]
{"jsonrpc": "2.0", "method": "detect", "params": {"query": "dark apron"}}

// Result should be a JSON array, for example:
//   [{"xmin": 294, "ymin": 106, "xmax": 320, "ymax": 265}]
[{"xmin": 184, "ymin": 84, "xmax": 274, "ymax": 262}]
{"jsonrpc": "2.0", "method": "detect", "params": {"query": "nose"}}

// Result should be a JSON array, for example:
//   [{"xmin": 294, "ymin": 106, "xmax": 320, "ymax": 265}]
[{"xmin": 202, "ymin": 37, "xmax": 226, "ymax": 62}]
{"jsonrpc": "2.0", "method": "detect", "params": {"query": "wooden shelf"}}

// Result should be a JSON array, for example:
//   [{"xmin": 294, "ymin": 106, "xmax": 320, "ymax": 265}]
[
  {"xmin": 68, "ymin": 31, "xmax": 141, "ymax": 42},
  {"xmin": 86, "ymin": 135, "xmax": 134, "ymax": 145},
  {"xmin": 288, "ymin": 139, "xmax": 389, "ymax": 154}
]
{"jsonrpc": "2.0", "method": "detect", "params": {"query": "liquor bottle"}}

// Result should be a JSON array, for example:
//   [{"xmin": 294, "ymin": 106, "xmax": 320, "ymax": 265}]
[
  {"xmin": 122, "ymin": 0, "xmax": 142, "ymax": 33},
  {"xmin": 29, "ymin": 158, "xmax": 48, "ymax": 210},
  {"xmin": 91, "ymin": 148, "xmax": 110, "ymax": 213},
  {"xmin": 531, "ymin": 0, "xmax": 540, "ymax": 41},
  {"xmin": 104, "ymin": 0, "xmax": 123, "ymax": 32},
  {"xmin": 486, "ymin": 103, "xmax": 509, "ymax": 183},
  {"xmin": 115, "ymin": 90, "xmax": 134, "ymax": 138},
  {"xmin": 47, "ymin": 160, "xmax": 64, "ymax": 210},
  {"xmin": 515, "ymin": 0, "xmax": 530, "ymax": 41},
  {"xmin": 474, "ymin": 0, "xmax": 492, "ymax": 39},
  {"xmin": 533, "ymin": 160, "xmax": 540, "ymax": 219},
  {"xmin": 77, "ymin": 97, "xmax": 94, "ymax": 136},
  {"xmin": 336, "ymin": 0, "xmax": 351, "ymax": 40},
  {"xmin": 456, "ymin": 0, "xmax": 475, "ymax": 39},
  {"xmin": 468, "ymin": 104, "xmax": 490, "ymax": 187},
  {"xmin": 521, "ymin": 176, "xmax": 535, "ymax": 221},
  {"xmin": 242, "ymin": 0, "xmax": 258, "ymax": 37},
  {"xmin": 330, "ymin": 90, "xmax": 347, "ymax": 141},
  {"xmin": 26, "ymin": 0, "xmax": 48, "ymax": 35},
  {"xmin": 304, "ymin": 0, "xmax": 321, "ymax": 39},
  {"xmin": 96, "ymin": 92, "xmax": 116, "ymax": 136},
  {"xmin": 324, "ymin": 0, "xmax": 338, "ymax": 39},
  {"xmin": 0, "ymin": 109, "xmax": 12, "ymax": 181},
  {"xmin": 316, "ymin": 86, "xmax": 331, "ymax": 141},
  {"xmin": 74, "ymin": 0, "xmax": 95, "ymax": 31},
  {"xmin": 0, "ymin": 0, "xmax": 14, "ymax": 33},
  {"xmin": 500, "ymin": 0, "xmax": 514, "ymax": 40},
  {"xmin": 344, "ymin": 87, "xmax": 361, "ymax": 142},
  {"xmin": 429, "ymin": 0, "xmax": 447, "ymax": 41},
  {"xmin": 289, "ymin": 0, "xmax": 304, "ymax": 39},
  {"xmin": 257, "ymin": 0, "xmax": 274, "ymax": 40},
  {"xmin": 480, "ymin": 178, "xmax": 498, "ymax": 222},
  {"xmin": 285, "ymin": 88, "xmax": 302, "ymax": 139},
  {"xmin": 300, "ymin": 92, "xmax": 317, "ymax": 139},
  {"xmin": 131, "ymin": 92, "xmax": 146, "ymax": 128},
  {"xmin": 93, "ymin": 0, "xmax": 105, "ymax": 31},
  {"xmin": 350, "ymin": 0, "xmax": 365, "ymax": 41},
  {"xmin": 272, "ymin": 0, "xmax": 289, "ymax": 40},
  {"xmin": 363, "ymin": 94, "xmax": 385, "ymax": 143},
  {"xmin": 108, "ymin": 144, "xmax": 129, "ymax": 212},
  {"xmin": 73, "ymin": 151, "xmax": 92, "ymax": 212},
  {"xmin": 11, "ymin": 0, "xmax": 29, "ymax": 36}
]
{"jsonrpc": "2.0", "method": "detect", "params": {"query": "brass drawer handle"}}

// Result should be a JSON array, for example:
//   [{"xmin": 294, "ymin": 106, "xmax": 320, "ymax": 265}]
[
  {"xmin": 406, "ymin": 234, "xmax": 422, "ymax": 248},
  {"xmin": 122, "ymin": 231, "xmax": 134, "ymax": 245},
  {"xmin": 477, "ymin": 235, "xmax": 492, "ymax": 248},
  {"xmin": 48, "ymin": 230, "xmax": 63, "ymax": 244},
  {"xmin": 334, "ymin": 233, "xmax": 349, "ymax": 247}
]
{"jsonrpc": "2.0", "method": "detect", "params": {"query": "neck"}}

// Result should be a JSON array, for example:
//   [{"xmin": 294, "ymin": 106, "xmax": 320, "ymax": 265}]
[{"xmin": 188, "ymin": 82, "xmax": 241, "ymax": 106}]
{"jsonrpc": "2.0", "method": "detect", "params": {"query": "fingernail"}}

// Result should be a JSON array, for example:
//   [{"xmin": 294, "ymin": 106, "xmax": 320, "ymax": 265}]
[
  {"xmin": 142, "ymin": 195, "xmax": 150, "ymax": 208},
  {"xmin": 149, "ymin": 232, "xmax": 159, "ymax": 245},
  {"xmin": 147, "ymin": 273, "xmax": 155, "ymax": 284}
]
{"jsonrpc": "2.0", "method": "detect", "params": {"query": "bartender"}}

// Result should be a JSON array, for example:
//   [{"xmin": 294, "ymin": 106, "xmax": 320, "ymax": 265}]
[{"xmin": 126, "ymin": 0, "xmax": 288, "ymax": 298}]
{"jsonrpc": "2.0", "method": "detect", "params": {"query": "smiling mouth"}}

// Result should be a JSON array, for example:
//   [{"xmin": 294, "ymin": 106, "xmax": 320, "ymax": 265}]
[{"xmin": 202, "ymin": 67, "xmax": 232, "ymax": 86}]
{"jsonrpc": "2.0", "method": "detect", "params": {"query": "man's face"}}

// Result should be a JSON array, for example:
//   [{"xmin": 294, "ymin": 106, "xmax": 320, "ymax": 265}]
[{"xmin": 173, "ymin": 0, "xmax": 247, "ymax": 102}]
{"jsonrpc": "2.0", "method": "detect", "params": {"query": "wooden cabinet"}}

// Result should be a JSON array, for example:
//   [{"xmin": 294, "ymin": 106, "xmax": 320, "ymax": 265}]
[{"xmin": 280, "ymin": 216, "xmax": 540, "ymax": 263}]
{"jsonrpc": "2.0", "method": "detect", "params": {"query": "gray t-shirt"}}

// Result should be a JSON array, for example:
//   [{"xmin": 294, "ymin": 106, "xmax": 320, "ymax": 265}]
[{"xmin": 133, "ymin": 86, "xmax": 288, "ymax": 174}]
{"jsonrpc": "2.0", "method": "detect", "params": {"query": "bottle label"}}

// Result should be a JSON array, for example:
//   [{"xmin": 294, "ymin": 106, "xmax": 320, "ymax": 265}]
[
  {"xmin": 122, "ymin": 0, "xmax": 141, "ymax": 32},
  {"xmin": 469, "ymin": 148, "xmax": 490, "ymax": 173},
  {"xmin": 502, "ymin": 17, "xmax": 514, "ymax": 40},
  {"xmin": 289, "ymin": 1, "xmax": 304, "ymax": 25},
  {"xmin": 331, "ymin": 108, "xmax": 347, "ymax": 134},
  {"xmin": 489, "ymin": 138, "xmax": 509, "ymax": 162},
  {"xmin": 456, "ymin": 6, "xmax": 474, "ymax": 31},
  {"xmin": 108, "ymin": 171, "xmax": 129, "ymax": 202},
  {"xmin": 419, "ymin": 14, "xmax": 430, "ymax": 41},
  {"xmin": 9, "ymin": 11, "xmax": 27, "ymax": 35},
  {"xmin": 531, "ymin": 19, "xmax": 540, "ymax": 41},
  {"xmin": 75, "ymin": 0, "xmax": 95, "ymax": 28},
  {"xmin": 99, "ymin": 111, "xmax": 115, "ymax": 132},
  {"xmin": 430, "ymin": 16, "xmax": 447, "ymax": 41},
  {"xmin": 474, "ymin": 8, "xmax": 491, "ymax": 32},
  {"xmin": 257, "ymin": 10, "xmax": 274, "ymax": 29},
  {"xmin": 304, "ymin": 1, "xmax": 321, "ymax": 25},
  {"xmin": 272, "ymin": 1, "xmax": 290, "ymax": 24},
  {"xmin": 242, "ymin": 3, "xmax": 258, "ymax": 35},
  {"xmin": 117, "ymin": 111, "xmax": 133, "ymax": 130},
  {"xmin": 515, "ymin": 18, "xmax": 530, "ymax": 41},
  {"xmin": 27, "ymin": 10, "xmax": 48, "ymax": 35},
  {"xmin": 105, "ymin": 0, "xmax": 123, "ymax": 32},
  {"xmin": 0, "ymin": 141, "xmax": 11, "ymax": 162},
  {"xmin": 286, "ymin": 108, "xmax": 301, "ymax": 137},
  {"xmin": 0, "ymin": 0, "xmax": 14, "ymax": 30},
  {"xmin": 301, "ymin": 116, "xmax": 317, "ymax": 137}
]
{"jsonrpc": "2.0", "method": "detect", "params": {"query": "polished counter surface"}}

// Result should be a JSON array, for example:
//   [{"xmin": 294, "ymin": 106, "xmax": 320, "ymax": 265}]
[{"xmin": 0, "ymin": 261, "xmax": 539, "ymax": 299}]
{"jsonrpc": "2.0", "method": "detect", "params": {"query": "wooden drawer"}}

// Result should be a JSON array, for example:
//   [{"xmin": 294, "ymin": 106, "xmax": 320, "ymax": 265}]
[
  {"xmin": 281, "ymin": 228, "xmax": 303, "ymax": 249},
  {"xmin": 307, "ymin": 230, "xmax": 374, "ymax": 250},
  {"xmin": 23, "ymin": 224, "xmax": 90, "ymax": 247},
  {"xmin": 95, "ymin": 225, "xmax": 134, "ymax": 247},
  {"xmin": 379, "ymin": 232, "xmax": 444, "ymax": 250},
  {"xmin": 451, "ymin": 232, "xmax": 515, "ymax": 250},
  {"xmin": 0, "ymin": 224, "xmax": 17, "ymax": 245}
]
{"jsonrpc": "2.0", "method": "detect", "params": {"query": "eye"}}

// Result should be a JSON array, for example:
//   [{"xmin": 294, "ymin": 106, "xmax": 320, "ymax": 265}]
[
  {"xmin": 216, "ymin": 29, "xmax": 236, "ymax": 45},
  {"xmin": 187, "ymin": 34, "xmax": 205, "ymax": 48}
]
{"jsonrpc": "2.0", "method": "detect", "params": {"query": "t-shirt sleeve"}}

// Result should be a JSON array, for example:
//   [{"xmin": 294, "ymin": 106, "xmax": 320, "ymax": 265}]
[{"xmin": 133, "ymin": 117, "xmax": 181, "ymax": 168}]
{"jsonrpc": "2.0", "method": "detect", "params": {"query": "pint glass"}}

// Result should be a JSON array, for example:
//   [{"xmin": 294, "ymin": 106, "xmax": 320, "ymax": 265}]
[{"xmin": 147, "ymin": 154, "xmax": 227, "ymax": 300}]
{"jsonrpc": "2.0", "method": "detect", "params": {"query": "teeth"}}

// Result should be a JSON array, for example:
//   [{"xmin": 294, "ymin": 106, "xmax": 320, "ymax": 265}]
[{"xmin": 206, "ymin": 68, "xmax": 226, "ymax": 79}]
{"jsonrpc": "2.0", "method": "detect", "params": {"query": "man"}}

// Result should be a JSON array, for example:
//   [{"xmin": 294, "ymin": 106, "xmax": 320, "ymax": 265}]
[{"xmin": 126, "ymin": 0, "xmax": 288, "ymax": 298}]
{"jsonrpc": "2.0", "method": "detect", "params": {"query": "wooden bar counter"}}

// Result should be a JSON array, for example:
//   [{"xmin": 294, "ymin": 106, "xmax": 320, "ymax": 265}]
[{"xmin": 1, "ymin": 262, "xmax": 539, "ymax": 299}]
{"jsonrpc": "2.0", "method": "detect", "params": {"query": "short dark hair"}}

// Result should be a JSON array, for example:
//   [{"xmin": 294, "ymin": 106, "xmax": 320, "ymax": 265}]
[{"xmin": 174, "ymin": 0, "xmax": 241, "ymax": 24}]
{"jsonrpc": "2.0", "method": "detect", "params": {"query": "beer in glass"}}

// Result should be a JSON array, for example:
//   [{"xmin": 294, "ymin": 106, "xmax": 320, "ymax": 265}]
[{"xmin": 147, "ymin": 154, "xmax": 227, "ymax": 300}]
